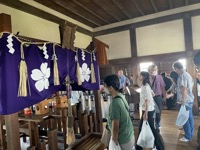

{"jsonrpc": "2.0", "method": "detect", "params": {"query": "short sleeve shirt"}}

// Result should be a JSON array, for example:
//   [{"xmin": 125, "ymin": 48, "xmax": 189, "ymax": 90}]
[
  {"xmin": 140, "ymin": 83, "xmax": 155, "ymax": 111},
  {"xmin": 177, "ymin": 69, "xmax": 194, "ymax": 107},
  {"xmin": 108, "ymin": 93, "xmax": 134, "ymax": 144},
  {"xmin": 151, "ymin": 75, "xmax": 165, "ymax": 96}
]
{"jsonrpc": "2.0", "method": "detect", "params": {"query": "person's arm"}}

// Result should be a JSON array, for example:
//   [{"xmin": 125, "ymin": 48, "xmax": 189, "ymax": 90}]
[
  {"xmin": 143, "ymin": 99, "xmax": 149, "ymax": 120},
  {"xmin": 181, "ymin": 86, "xmax": 187, "ymax": 105},
  {"xmin": 112, "ymin": 120, "xmax": 119, "ymax": 145},
  {"xmin": 160, "ymin": 76, "xmax": 167, "ymax": 99}
]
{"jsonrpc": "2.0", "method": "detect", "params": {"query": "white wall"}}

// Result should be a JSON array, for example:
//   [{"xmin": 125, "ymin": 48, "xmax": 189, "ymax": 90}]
[
  {"xmin": 0, "ymin": 4, "xmax": 92, "ymax": 47},
  {"xmin": 192, "ymin": 16, "xmax": 200, "ymax": 50},
  {"xmin": 96, "ymin": 30, "xmax": 131, "ymax": 60},
  {"xmin": 136, "ymin": 19, "xmax": 185, "ymax": 56},
  {"xmin": 75, "ymin": 32, "xmax": 92, "ymax": 49}
]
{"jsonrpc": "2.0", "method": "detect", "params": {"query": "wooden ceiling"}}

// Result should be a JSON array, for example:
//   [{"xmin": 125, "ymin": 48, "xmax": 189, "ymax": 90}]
[{"xmin": 32, "ymin": 0, "xmax": 200, "ymax": 28}]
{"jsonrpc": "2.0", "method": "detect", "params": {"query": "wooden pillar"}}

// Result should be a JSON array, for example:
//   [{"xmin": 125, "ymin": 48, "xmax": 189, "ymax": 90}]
[
  {"xmin": 0, "ymin": 13, "xmax": 12, "ymax": 32},
  {"xmin": 94, "ymin": 90, "xmax": 103, "ymax": 133},
  {"xmin": 0, "ymin": 116, "xmax": 6, "ymax": 150},
  {"xmin": 48, "ymin": 129, "xmax": 58, "ymax": 150},
  {"xmin": 5, "ymin": 114, "xmax": 21, "ymax": 150},
  {"xmin": 0, "ymin": 13, "xmax": 20, "ymax": 150},
  {"xmin": 187, "ymin": 55, "xmax": 199, "ymax": 115},
  {"xmin": 130, "ymin": 27, "xmax": 137, "ymax": 58},
  {"xmin": 183, "ymin": 14, "xmax": 198, "ymax": 115}
]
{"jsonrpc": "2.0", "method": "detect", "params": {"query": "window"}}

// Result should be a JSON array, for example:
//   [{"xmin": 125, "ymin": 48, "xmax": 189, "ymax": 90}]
[
  {"xmin": 178, "ymin": 59, "xmax": 186, "ymax": 69},
  {"xmin": 139, "ymin": 62, "xmax": 153, "ymax": 72}
]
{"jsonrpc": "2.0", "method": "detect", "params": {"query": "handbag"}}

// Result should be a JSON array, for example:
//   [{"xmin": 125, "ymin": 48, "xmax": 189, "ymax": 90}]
[{"xmin": 100, "ymin": 125, "xmax": 111, "ymax": 147}]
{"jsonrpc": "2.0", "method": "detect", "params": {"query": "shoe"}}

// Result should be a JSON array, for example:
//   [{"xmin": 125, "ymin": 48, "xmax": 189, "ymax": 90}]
[{"xmin": 179, "ymin": 137, "xmax": 189, "ymax": 142}]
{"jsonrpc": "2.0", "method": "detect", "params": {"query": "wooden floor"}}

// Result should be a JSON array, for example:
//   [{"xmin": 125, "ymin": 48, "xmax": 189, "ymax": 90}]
[{"xmin": 134, "ymin": 109, "xmax": 200, "ymax": 150}]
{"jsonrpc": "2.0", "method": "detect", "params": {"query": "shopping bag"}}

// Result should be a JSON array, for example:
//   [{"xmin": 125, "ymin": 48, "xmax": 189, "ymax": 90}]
[
  {"xmin": 176, "ymin": 105, "xmax": 189, "ymax": 127},
  {"xmin": 100, "ymin": 125, "xmax": 111, "ymax": 147},
  {"xmin": 109, "ymin": 137, "xmax": 121, "ymax": 150},
  {"xmin": 137, "ymin": 121, "xmax": 155, "ymax": 148}
]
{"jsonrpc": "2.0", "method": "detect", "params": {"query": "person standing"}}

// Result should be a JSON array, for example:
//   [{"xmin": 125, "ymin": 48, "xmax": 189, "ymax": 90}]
[
  {"xmin": 136, "ymin": 71, "xmax": 164, "ymax": 150},
  {"xmin": 104, "ymin": 74, "xmax": 135, "ymax": 150},
  {"xmin": 118, "ymin": 70, "xmax": 127, "ymax": 93},
  {"xmin": 161, "ymin": 72, "xmax": 173, "ymax": 110},
  {"xmin": 173, "ymin": 62, "xmax": 194, "ymax": 142},
  {"xmin": 148, "ymin": 64, "xmax": 166, "ymax": 129}
]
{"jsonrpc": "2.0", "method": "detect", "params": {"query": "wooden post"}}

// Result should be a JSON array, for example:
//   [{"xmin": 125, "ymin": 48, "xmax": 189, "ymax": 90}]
[
  {"xmin": 187, "ymin": 55, "xmax": 199, "ymax": 115},
  {"xmin": 94, "ymin": 90, "xmax": 103, "ymax": 133},
  {"xmin": 37, "ymin": 140, "xmax": 46, "ymax": 150},
  {"xmin": 48, "ymin": 129, "xmax": 58, "ymax": 150},
  {"xmin": 5, "ymin": 113, "xmax": 21, "ymax": 150},
  {"xmin": 0, "ymin": 13, "xmax": 12, "ymax": 32},
  {"xmin": 0, "ymin": 116, "xmax": 6, "ymax": 150},
  {"xmin": 0, "ymin": 13, "xmax": 20, "ymax": 150},
  {"xmin": 28, "ymin": 122, "xmax": 39, "ymax": 147}
]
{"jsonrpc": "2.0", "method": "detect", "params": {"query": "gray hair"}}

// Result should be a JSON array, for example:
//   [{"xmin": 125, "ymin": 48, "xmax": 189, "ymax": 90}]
[{"xmin": 148, "ymin": 64, "xmax": 157, "ymax": 71}]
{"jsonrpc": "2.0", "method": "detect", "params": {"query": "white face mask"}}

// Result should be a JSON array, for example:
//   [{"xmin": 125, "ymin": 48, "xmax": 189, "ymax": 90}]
[{"xmin": 152, "ymin": 71, "xmax": 157, "ymax": 76}]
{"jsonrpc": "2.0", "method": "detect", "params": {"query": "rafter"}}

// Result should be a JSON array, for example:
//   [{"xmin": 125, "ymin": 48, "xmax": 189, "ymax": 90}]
[
  {"xmin": 131, "ymin": 0, "xmax": 144, "ymax": 16},
  {"xmin": 168, "ymin": 0, "xmax": 173, "ymax": 9},
  {"xmin": 150, "ymin": 0, "xmax": 158, "ymax": 13},
  {"xmin": 93, "ymin": 0, "xmax": 121, "ymax": 22},
  {"xmin": 53, "ymin": 0, "xmax": 101, "ymax": 27},
  {"xmin": 185, "ymin": 0, "xmax": 189, "ymax": 5},
  {"xmin": 72, "ymin": 0, "xmax": 110, "ymax": 24},
  {"xmin": 111, "ymin": 0, "xmax": 132, "ymax": 19}
]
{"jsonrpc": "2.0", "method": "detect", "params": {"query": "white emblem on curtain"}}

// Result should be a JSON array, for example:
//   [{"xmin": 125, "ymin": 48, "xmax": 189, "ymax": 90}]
[
  {"xmin": 42, "ymin": 43, "xmax": 49, "ymax": 59},
  {"xmin": 81, "ymin": 50, "xmax": 85, "ymax": 61},
  {"xmin": 7, "ymin": 34, "xmax": 15, "ymax": 54},
  {"xmin": 31, "ymin": 62, "xmax": 50, "ymax": 92},
  {"xmin": 79, "ymin": 63, "xmax": 91, "ymax": 82}
]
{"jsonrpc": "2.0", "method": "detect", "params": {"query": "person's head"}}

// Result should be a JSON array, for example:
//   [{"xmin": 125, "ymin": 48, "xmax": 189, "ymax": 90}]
[
  {"xmin": 170, "ymin": 71, "xmax": 178, "ymax": 84},
  {"xmin": 173, "ymin": 62, "xmax": 183, "ymax": 74},
  {"xmin": 139, "ymin": 71, "xmax": 149, "ymax": 86},
  {"xmin": 104, "ymin": 74, "xmax": 120, "ymax": 95},
  {"xmin": 161, "ymin": 72, "xmax": 166, "ymax": 78},
  {"xmin": 148, "ymin": 64, "xmax": 158, "ymax": 76},
  {"xmin": 117, "ymin": 70, "xmax": 123, "ymax": 77}
]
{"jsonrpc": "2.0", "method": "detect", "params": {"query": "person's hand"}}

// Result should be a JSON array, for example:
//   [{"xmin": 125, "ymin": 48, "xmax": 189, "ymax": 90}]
[
  {"xmin": 143, "ymin": 112, "xmax": 148, "ymax": 120},
  {"xmin": 180, "ymin": 99, "xmax": 185, "ymax": 105},
  {"xmin": 112, "ymin": 138, "xmax": 119, "ymax": 145}
]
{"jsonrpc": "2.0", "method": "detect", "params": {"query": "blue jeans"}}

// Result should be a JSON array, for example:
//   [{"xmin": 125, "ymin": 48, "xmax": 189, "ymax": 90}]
[{"xmin": 179, "ymin": 104, "xmax": 194, "ymax": 140}]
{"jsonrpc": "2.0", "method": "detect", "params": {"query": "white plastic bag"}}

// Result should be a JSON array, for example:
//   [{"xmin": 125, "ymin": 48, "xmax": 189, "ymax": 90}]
[
  {"xmin": 176, "ymin": 105, "xmax": 189, "ymax": 127},
  {"xmin": 109, "ymin": 137, "xmax": 121, "ymax": 150},
  {"xmin": 137, "ymin": 121, "xmax": 155, "ymax": 148}
]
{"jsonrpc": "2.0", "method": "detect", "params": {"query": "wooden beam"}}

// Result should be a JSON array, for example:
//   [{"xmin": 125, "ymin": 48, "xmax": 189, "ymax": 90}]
[
  {"xmin": 131, "ymin": 0, "xmax": 144, "ymax": 16},
  {"xmin": 93, "ymin": 0, "xmax": 121, "ymax": 22},
  {"xmin": 0, "ymin": 0, "xmax": 93, "ymax": 36},
  {"xmin": 150, "ymin": 0, "xmax": 158, "ymax": 13},
  {"xmin": 53, "ymin": 0, "xmax": 101, "ymax": 27},
  {"xmin": 185, "ymin": 0, "xmax": 189, "ymax": 5},
  {"xmin": 94, "ymin": 9, "xmax": 200, "ymax": 36},
  {"xmin": 72, "ymin": 0, "xmax": 110, "ymax": 24},
  {"xmin": 168, "ymin": 0, "xmax": 173, "ymax": 9},
  {"xmin": 111, "ymin": 0, "xmax": 132, "ymax": 19}
]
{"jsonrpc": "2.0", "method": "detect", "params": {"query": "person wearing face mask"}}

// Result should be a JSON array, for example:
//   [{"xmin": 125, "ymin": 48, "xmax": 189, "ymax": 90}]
[
  {"xmin": 148, "ymin": 64, "xmax": 166, "ymax": 130},
  {"xmin": 104, "ymin": 74, "xmax": 135, "ymax": 150}
]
